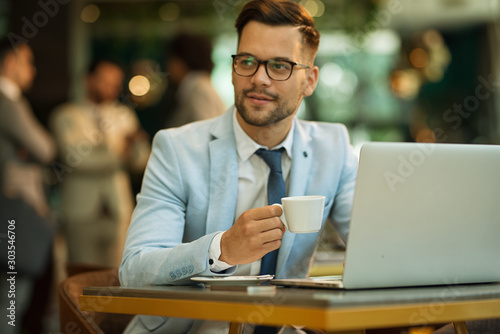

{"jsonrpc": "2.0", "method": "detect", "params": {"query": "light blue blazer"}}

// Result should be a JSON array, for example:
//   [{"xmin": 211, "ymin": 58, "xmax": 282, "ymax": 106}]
[
  {"xmin": 119, "ymin": 108, "xmax": 358, "ymax": 333},
  {"xmin": 119, "ymin": 108, "xmax": 357, "ymax": 287}
]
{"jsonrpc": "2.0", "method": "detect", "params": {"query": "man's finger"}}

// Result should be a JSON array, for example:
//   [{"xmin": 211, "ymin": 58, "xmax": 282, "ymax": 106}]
[
  {"xmin": 255, "ymin": 216, "xmax": 285, "ymax": 233},
  {"xmin": 261, "ymin": 226, "xmax": 284, "ymax": 243},
  {"xmin": 256, "ymin": 205, "xmax": 282, "ymax": 220}
]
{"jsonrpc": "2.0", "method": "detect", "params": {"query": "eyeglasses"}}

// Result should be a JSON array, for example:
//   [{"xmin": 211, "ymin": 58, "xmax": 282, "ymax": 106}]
[{"xmin": 231, "ymin": 54, "xmax": 310, "ymax": 81}]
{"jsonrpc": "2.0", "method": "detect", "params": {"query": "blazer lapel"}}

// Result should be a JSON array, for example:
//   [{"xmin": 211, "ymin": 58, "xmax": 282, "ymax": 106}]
[
  {"xmin": 288, "ymin": 119, "xmax": 313, "ymax": 197},
  {"xmin": 205, "ymin": 110, "xmax": 239, "ymax": 234},
  {"xmin": 203, "ymin": 112, "xmax": 314, "ymax": 277},
  {"xmin": 276, "ymin": 119, "xmax": 313, "ymax": 277}
]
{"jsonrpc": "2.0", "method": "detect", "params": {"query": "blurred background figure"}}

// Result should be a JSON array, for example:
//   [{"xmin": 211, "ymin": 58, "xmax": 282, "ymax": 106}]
[
  {"xmin": 50, "ymin": 58, "xmax": 150, "ymax": 269},
  {"xmin": 0, "ymin": 38, "xmax": 56, "ymax": 334},
  {"xmin": 164, "ymin": 31, "xmax": 226, "ymax": 128}
]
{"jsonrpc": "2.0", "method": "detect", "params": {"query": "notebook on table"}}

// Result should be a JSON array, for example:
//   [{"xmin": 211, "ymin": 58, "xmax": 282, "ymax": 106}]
[{"xmin": 272, "ymin": 142, "xmax": 500, "ymax": 289}]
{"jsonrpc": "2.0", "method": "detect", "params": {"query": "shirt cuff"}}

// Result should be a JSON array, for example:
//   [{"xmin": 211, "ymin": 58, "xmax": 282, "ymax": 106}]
[{"xmin": 209, "ymin": 231, "xmax": 234, "ymax": 273}]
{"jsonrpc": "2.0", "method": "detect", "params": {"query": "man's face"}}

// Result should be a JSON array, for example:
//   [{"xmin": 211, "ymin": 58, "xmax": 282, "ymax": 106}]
[
  {"xmin": 87, "ymin": 62, "xmax": 124, "ymax": 104},
  {"xmin": 232, "ymin": 21, "xmax": 318, "ymax": 129},
  {"xmin": 14, "ymin": 44, "xmax": 36, "ymax": 92}
]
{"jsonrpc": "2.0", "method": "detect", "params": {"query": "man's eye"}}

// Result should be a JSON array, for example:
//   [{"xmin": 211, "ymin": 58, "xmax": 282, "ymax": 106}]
[
  {"xmin": 241, "ymin": 58, "xmax": 256, "ymax": 66},
  {"xmin": 270, "ymin": 61, "xmax": 290, "ymax": 71}
]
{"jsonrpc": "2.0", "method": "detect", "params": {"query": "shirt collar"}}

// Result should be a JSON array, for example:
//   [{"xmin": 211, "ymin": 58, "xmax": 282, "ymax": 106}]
[
  {"xmin": 232, "ymin": 108, "xmax": 294, "ymax": 162},
  {"xmin": 0, "ymin": 77, "xmax": 21, "ymax": 101}
]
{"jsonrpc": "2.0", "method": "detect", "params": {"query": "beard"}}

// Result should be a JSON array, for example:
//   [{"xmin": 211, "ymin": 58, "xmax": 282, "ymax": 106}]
[{"xmin": 235, "ymin": 87, "xmax": 299, "ymax": 127}]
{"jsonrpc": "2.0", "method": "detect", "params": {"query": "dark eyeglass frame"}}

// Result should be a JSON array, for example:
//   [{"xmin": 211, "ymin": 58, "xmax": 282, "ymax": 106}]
[{"xmin": 231, "ymin": 54, "xmax": 310, "ymax": 81}]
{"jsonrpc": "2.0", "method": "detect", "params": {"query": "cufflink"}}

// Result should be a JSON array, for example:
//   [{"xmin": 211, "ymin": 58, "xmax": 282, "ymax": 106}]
[{"xmin": 209, "ymin": 259, "xmax": 214, "ymax": 265}]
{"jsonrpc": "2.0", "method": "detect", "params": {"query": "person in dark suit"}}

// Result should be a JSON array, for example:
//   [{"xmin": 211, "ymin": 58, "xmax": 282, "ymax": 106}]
[{"xmin": 0, "ymin": 38, "xmax": 55, "ymax": 334}]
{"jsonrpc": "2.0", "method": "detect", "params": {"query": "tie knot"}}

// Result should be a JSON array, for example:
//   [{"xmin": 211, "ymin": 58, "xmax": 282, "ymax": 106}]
[{"xmin": 256, "ymin": 148, "xmax": 284, "ymax": 173}]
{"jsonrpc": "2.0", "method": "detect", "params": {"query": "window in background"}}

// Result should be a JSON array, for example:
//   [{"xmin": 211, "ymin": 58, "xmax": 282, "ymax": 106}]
[
  {"xmin": 311, "ymin": 29, "xmax": 404, "ymax": 153},
  {"xmin": 212, "ymin": 34, "xmax": 237, "ymax": 110}
]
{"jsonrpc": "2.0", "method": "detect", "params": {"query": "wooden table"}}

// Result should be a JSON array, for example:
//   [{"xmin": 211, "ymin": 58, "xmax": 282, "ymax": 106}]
[{"xmin": 80, "ymin": 282, "xmax": 500, "ymax": 334}]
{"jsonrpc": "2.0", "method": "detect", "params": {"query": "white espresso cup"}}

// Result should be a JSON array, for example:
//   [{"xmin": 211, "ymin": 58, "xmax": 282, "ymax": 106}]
[{"xmin": 273, "ymin": 196, "xmax": 325, "ymax": 233}]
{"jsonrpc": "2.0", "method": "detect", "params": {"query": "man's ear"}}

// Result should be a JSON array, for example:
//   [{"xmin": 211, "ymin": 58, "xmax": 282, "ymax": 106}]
[{"xmin": 303, "ymin": 65, "xmax": 319, "ymax": 97}]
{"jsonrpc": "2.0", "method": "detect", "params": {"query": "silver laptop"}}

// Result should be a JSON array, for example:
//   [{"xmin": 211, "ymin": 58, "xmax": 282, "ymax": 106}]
[{"xmin": 273, "ymin": 142, "xmax": 500, "ymax": 289}]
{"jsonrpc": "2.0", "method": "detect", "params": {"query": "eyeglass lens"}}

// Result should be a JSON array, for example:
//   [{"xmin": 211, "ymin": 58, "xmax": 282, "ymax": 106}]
[{"xmin": 234, "ymin": 55, "xmax": 293, "ymax": 81}]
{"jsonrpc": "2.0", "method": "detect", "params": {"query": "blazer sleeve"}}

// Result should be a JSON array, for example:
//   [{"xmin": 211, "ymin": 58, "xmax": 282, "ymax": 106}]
[
  {"xmin": 329, "ymin": 125, "xmax": 358, "ymax": 241},
  {"xmin": 0, "ymin": 98, "xmax": 56, "ymax": 164},
  {"xmin": 119, "ymin": 130, "xmax": 235, "ymax": 287}
]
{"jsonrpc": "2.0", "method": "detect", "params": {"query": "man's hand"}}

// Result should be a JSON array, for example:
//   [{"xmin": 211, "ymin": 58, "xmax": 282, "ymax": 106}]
[{"xmin": 219, "ymin": 205, "xmax": 286, "ymax": 265}]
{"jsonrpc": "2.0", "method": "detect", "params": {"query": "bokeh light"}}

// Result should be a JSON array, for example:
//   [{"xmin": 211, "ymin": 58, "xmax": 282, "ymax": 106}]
[
  {"xmin": 81, "ymin": 4, "xmax": 100, "ymax": 23},
  {"xmin": 300, "ymin": 0, "xmax": 325, "ymax": 17},
  {"xmin": 390, "ymin": 70, "xmax": 421, "ymax": 99},
  {"xmin": 320, "ymin": 62, "xmax": 343, "ymax": 87},
  {"xmin": 129, "ymin": 75, "xmax": 151, "ymax": 97},
  {"xmin": 159, "ymin": 2, "xmax": 180, "ymax": 22},
  {"xmin": 409, "ymin": 48, "xmax": 429, "ymax": 68}
]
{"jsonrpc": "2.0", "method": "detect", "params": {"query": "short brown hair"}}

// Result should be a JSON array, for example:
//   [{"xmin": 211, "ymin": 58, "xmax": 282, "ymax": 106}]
[
  {"xmin": 169, "ymin": 32, "xmax": 215, "ymax": 73},
  {"xmin": 235, "ymin": 0, "xmax": 320, "ymax": 56}
]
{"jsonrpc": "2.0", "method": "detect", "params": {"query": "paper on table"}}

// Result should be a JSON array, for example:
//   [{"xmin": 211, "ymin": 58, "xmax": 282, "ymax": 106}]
[
  {"xmin": 190, "ymin": 275, "xmax": 274, "ymax": 286},
  {"xmin": 210, "ymin": 275, "xmax": 274, "ymax": 280}
]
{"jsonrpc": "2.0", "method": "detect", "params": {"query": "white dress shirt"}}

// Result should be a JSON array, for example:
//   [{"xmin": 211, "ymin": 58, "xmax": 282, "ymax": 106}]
[
  {"xmin": 208, "ymin": 111, "xmax": 294, "ymax": 274},
  {"xmin": 195, "ymin": 110, "xmax": 295, "ymax": 334}
]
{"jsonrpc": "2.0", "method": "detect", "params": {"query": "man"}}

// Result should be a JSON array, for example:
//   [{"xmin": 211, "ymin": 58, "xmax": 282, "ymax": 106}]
[
  {"xmin": 120, "ymin": 0, "xmax": 358, "ymax": 332},
  {"xmin": 0, "ymin": 38, "xmax": 56, "ymax": 334},
  {"xmin": 50, "ymin": 59, "xmax": 150, "ymax": 268},
  {"xmin": 0, "ymin": 40, "xmax": 55, "ymax": 217},
  {"xmin": 165, "ymin": 32, "xmax": 226, "ymax": 128}
]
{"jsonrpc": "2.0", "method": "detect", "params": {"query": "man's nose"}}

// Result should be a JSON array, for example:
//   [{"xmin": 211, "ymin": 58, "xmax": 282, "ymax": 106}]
[{"xmin": 251, "ymin": 63, "xmax": 272, "ymax": 86}]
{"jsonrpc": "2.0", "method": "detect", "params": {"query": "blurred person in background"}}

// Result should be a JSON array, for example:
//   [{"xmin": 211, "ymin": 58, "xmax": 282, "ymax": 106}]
[
  {"xmin": 164, "ymin": 32, "xmax": 226, "ymax": 128},
  {"xmin": 50, "ymin": 58, "xmax": 150, "ymax": 269},
  {"xmin": 0, "ymin": 38, "xmax": 56, "ymax": 334}
]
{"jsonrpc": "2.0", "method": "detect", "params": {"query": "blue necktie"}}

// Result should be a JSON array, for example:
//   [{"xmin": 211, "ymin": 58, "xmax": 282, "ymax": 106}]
[
  {"xmin": 254, "ymin": 148, "xmax": 286, "ymax": 334},
  {"xmin": 255, "ymin": 148, "xmax": 286, "ymax": 276}
]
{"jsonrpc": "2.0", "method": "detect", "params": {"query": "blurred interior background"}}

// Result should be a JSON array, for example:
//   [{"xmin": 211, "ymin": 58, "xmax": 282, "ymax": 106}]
[
  {"xmin": 4, "ymin": 0, "xmax": 500, "ymax": 277},
  {"xmin": 1, "ymin": 1, "xmax": 500, "ymax": 332},
  {"xmin": 2, "ymin": 0, "xmax": 500, "ymax": 150}
]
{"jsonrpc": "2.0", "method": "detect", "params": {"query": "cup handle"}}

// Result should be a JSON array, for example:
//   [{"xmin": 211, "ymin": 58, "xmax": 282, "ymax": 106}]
[{"xmin": 272, "ymin": 203, "xmax": 288, "ymax": 230}]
